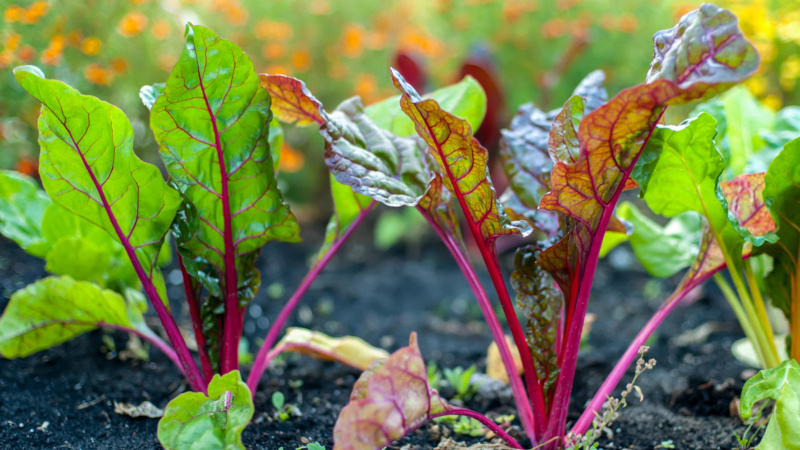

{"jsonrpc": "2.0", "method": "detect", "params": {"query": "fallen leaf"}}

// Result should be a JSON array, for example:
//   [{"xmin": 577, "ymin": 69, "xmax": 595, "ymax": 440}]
[{"xmin": 114, "ymin": 401, "xmax": 164, "ymax": 418}]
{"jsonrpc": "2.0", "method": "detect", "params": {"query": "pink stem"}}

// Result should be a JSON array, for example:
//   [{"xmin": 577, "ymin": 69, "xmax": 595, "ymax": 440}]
[
  {"xmin": 420, "ymin": 208, "xmax": 537, "ymax": 442},
  {"xmin": 543, "ymin": 110, "xmax": 667, "ymax": 443},
  {"xmin": 98, "ymin": 322, "xmax": 182, "ymax": 371},
  {"xmin": 247, "ymin": 201, "xmax": 377, "ymax": 393},
  {"xmin": 431, "ymin": 407, "xmax": 524, "ymax": 449},
  {"xmin": 178, "ymin": 254, "xmax": 213, "ymax": 383}
]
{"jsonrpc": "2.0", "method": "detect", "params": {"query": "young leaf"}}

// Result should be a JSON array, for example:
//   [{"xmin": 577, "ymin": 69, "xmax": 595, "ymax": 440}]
[
  {"xmin": 332, "ymin": 333, "xmax": 449, "ymax": 449},
  {"xmin": 158, "ymin": 370, "xmax": 254, "ymax": 450},
  {"xmin": 392, "ymin": 69, "xmax": 530, "ymax": 244},
  {"xmin": 365, "ymin": 75, "xmax": 487, "ymax": 138},
  {"xmin": 273, "ymin": 327, "xmax": 389, "ymax": 371},
  {"xmin": 13, "ymin": 65, "xmax": 179, "ymax": 305},
  {"xmin": 740, "ymin": 360, "xmax": 800, "ymax": 449},
  {"xmin": 320, "ymin": 97, "xmax": 434, "ymax": 207},
  {"xmin": 0, "ymin": 170, "xmax": 51, "ymax": 258},
  {"xmin": 0, "ymin": 276, "xmax": 152, "ymax": 358}
]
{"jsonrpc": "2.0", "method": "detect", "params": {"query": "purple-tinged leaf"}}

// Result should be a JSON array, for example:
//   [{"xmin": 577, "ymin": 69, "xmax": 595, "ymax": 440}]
[{"xmin": 333, "ymin": 333, "xmax": 449, "ymax": 450}]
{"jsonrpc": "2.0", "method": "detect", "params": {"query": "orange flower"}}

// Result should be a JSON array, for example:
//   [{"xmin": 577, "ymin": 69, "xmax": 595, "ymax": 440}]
[
  {"xmin": 130, "ymin": 0, "xmax": 149, "ymax": 4},
  {"xmin": 263, "ymin": 64, "xmax": 289, "ymax": 75},
  {"xmin": 278, "ymin": 144, "xmax": 305, "ymax": 172},
  {"xmin": 80, "ymin": 37, "xmax": 102, "ymax": 56},
  {"xmin": 41, "ymin": 48, "xmax": 61, "ymax": 65},
  {"xmin": 4, "ymin": 5, "xmax": 22, "ymax": 23},
  {"xmin": 502, "ymin": 0, "xmax": 537, "ymax": 23},
  {"xmin": 0, "ymin": 50, "xmax": 12, "ymax": 69},
  {"xmin": 15, "ymin": 157, "xmax": 38, "ymax": 178},
  {"xmin": 21, "ymin": 2, "xmax": 48, "ymax": 24},
  {"xmin": 118, "ymin": 12, "xmax": 148, "ymax": 37},
  {"xmin": 262, "ymin": 42, "xmax": 285, "ymax": 60},
  {"xmin": 618, "ymin": 14, "xmax": 638, "ymax": 33},
  {"xmin": 111, "ymin": 57, "xmax": 129, "ymax": 74},
  {"xmin": 291, "ymin": 49, "xmax": 311, "ymax": 72},
  {"xmin": 18, "ymin": 45, "xmax": 35, "ymax": 62},
  {"xmin": 354, "ymin": 73, "xmax": 377, "ymax": 103},
  {"xmin": 255, "ymin": 20, "xmax": 293, "ymax": 40},
  {"xmin": 342, "ymin": 24, "xmax": 364, "ymax": 58},
  {"xmin": 542, "ymin": 19, "xmax": 566, "ymax": 39},
  {"xmin": 151, "ymin": 20, "xmax": 171, "ymax": 40},
  {"xmin": 225, "ymin": 6, "xmax": 248, "ymax": 26},
  {"xmin": 4, "ymin": 33, "xmax": 21, "ymax": 51},
  {"xmin": 85, "ymin": 64, "xmax": 112, "ymax": 85}
]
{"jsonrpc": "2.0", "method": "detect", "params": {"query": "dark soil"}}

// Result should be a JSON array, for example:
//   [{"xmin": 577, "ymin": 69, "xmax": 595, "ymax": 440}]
[{"xmin": 0, "ymin": 217, "xmax": 762, "ymax": 449}]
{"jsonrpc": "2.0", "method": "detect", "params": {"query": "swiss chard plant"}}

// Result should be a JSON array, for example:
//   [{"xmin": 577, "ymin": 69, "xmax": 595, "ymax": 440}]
[
  {"xmin": 284, "ymin": 5, "xmax": 762, "ymax": 449},
  {"xmin": 0, "ymin": 25, "xmax": 409, "ymax": 449}
]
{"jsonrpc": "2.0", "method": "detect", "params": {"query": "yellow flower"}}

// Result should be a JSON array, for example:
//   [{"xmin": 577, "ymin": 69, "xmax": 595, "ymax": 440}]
[
  {"xmin": 762, "ymin": 94, "xmax": 782, "ymax": 112},
  {"xmin": 22, "ymin": 1, "xmax": 48, "ymax": 24},
  {"xmin": 291, "ymin": 49, "xmax": 311, "ymax": 72},
  {"xmin": 80, "ymin": 37, "xmax": 102, "ymax": 56},
  {"xmin": 118, "ymin": 12, "xmax": 148, "ymax": 37},
  {"xmin": 4, "ymin": 5, "xmax": 22, "ymax": 23},
  {"xmin": 85, "ymin": 64, "xmax": 112, "ymax": 85},
  {"xmin": 745, "ymin": 75, "xmax": 768, "ymax": 97},
  {"xmin": 151, "ymin": 20, "xmax": 171, "ymax": 40},
  {"xmin": 780, "ymin": 55, "xmax": 800, "ymax": 91}
]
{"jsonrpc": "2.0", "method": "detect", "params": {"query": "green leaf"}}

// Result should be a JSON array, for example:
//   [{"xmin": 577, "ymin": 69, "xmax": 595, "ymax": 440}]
[
  {"xmin": 150, "ymin": 24, "xmax": 299, "ymax": 293},
  {"xmin": 321, "ymin": 97, "xmax": 433, "ymax": 207},
  {"xmin": 332, "ymin": 333, "xmax": 450, "ymax": 449},
  {"xmin": 365, "ymin": 75, "xmax": 487, "ymax": 138},
  {"xmin": 14, "ymin": 65, "xmax": 179, "ymax": 305},
  {"xmin": 634, "ymin": 113, "xmax": 727, "ymax": 228},
  {"xmin": 740, "ymin": 360, "xmax": 800, "ymax": 450},
  {"xmin": 719, "ymin": 86, "xmax": 775, "ymax": 176},
  {"xmin": 609, "ymin": 202, "xmax": 702, "ymax": 278},
  {"xmin": 158, "ymin": 370, "xmax": 254, "ymax": 450},
  {"xmin": 0, "ymin": 276, "xmax": 151, "ymax": 358},
  {"xmin": 0, "ymin": 170, "xmax": 51, "ymax": 258},
  {"xmin": 139, "ymin": 83, "xmax": 166, "ymax": 111}
]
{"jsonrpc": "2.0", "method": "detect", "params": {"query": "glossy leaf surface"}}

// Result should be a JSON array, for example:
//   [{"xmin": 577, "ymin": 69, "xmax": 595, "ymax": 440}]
[
  {"xmin": 333, "ymin": 333, "xmax": 449, "ymax": 450},
  {"xmin": 0, "ymin": 276, "xmax": 150, "ymax": 358},
  {"xmin": 158, "ymin": 370, "xmax": 253, "ymax": 450}
]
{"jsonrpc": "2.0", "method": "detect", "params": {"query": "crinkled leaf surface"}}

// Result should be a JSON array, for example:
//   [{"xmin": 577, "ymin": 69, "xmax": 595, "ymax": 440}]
[
  {"xmin": 417, "ymin": 174, "xmax": 463, "ymax": 243},
  {"xmin": 365, "ymin": 75, "xmax": 487, "ymax": 138},
  {"xmin": 14, "ymin": 65, "xmax": 179, "ymax": 301},
  {"xmin": 392, "ymin": 69, "xmax": 530, "ymax": 244},
  {"xmin": 499, "ymin": 71, "xmax": 606, "ymax": 237},
  {"xmin": 333, "ymin": 333, "xmax": 449, "ymax": 450},
  {"xmin": 740, "ymin": 360, "xmax": 800, "ymax": 450},
  {"xmin": 275, "ymin": 327, "xmax": 389, "ymax": 371},
  {"xmin": 759, "ymin": 138, "xmax": 800, "ymax": 316},
  {"xmin": 321, "ymin": 97, "xmax": 433, "ymax": 207},
  {"xmin": 0, "ymin": 276, "xmax": 150, "ymax": 358},
  {"xmin": 0, "ymin": 170, "xmax": 51, "ymax": 258},
  {"xmin": 158, "ymin": 370, "xmax": 253, "ymax": 450},
  {"xmin": 151, "ymin": 25, "xmax": 299, "ymax": 292}
]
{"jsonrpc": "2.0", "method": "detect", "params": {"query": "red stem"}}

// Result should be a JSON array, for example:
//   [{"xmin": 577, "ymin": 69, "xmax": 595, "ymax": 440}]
[
  {"xmin": 431, "ymin": 407, "xmax": 524, "ymax": 449},
  {"xmin": 420, "ymin": 208, "xmax": 538, "ymax": 442},
  {"xmin": 178, "ymin": 254, "xmax": 213, "ymax": 383},
  {"xmin": 96, "ymin": 322, "xmax": 182, "ymax": 371},
  {"xmin": 247, "ymin": 201, "xmax": 377, "ymax": 393},
  {"xmin": 58, "ymin": 118, "xmax": 204, "ymax": 392},
  {"xmin": 543, "ymin": 110, "xmax": 667, "ymax": 443}
]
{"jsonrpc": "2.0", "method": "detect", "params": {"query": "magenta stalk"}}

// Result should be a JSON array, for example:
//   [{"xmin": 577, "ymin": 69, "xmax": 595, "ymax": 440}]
[
  {"xmin": 431, "ymin": 408, "xmax": 524, "ymax": 449},
  {"xmin": 247, "ymin": 201, "xmax": 377, "ymax": 393},
  {"xmin": 178, "ymin": 254, "xmax": 214, "ymax": 383}
]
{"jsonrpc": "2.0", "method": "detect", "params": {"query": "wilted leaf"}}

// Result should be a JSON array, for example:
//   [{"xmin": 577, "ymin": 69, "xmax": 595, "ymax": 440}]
[
  {"xmin": 740, "ymin": 360, "xmax": 800, "ymax": 449},
  {"xmin": 0, "ymin": 276, "xmax": 153, "ymax": 358},
  {"xmin": 158, "ymin": 371, "xmax": 253, "ymax": 450},
  {"xmin": 114, "ymin": 401, "xmax": 164, "ymax": 419},
  {"xmin": 486, "ymin": 336, "xmax": 523, "ymax": 383},
  {"xmin": 275, "ymin": 327, "xmax": 389, "ymax": 371},
  {"xmin": 333, "ymin": 333, "xmax": 449, "ymax": 450}
]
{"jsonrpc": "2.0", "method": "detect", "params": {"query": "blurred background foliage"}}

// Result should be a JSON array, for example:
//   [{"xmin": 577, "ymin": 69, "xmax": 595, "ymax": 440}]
[{"xmin": 1, "ymin": 0, "xmax": 797, "ymax": 222}]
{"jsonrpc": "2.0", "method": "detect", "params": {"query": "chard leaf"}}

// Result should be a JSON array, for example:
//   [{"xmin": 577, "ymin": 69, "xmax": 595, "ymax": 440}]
[
  {"xmin": 139, "ymin": 83, "xmax": 166, "ymax": 111},
  {"xmin": 14, "ymin": 65, "xmax": 179, "ymax": 305},
  {"xmin": 740, "ymin": 360, "xmax": 800, "ymax": 449},
  {"xmin": 392, "ymin": 69, "xmax": 530, "ymax": 244},
  {"xmin": 158, "ymin": 370, "xmax": 253, "ymax": 450},
  {"xmin": 151, "ymin": 24, "xmax": 300, "ymax": 298},
  {"xmin": 0, "ymin": 276, "xmax": 151, "ymax": 358},
  {"xmin": 759, "ymin": 138, "xmax": 800, "ymax": 318},
  {"xmin": 365, "ymin": 76, "xmax": 487, "ymax": 138},
  {"xmin": 511, "ymin": 246, "xmax": 562, "ymax": 404},
  {"xmin": 418, "ymin": 174, "xmax": 463, "ymax": 243},
  {"xmin": 499, "ymin": 71, "xmax": 606, "ymax": 237},
  {"xmin": 258, "ymin": 74, "xmax": 323, "ymax": 126},
  {"xmin": 274, "ymin": 327, "xmax": 389, "ymax": 371},
  {"xmin": 333, "ymin": 333, "xmax": 449, "ymax": 449},
  {"xmin": 0, "ymin": 170, "xmax": 51, "ymax": 258},
  {"xmin": 317, "ymin": 175, "xmax": 373, "ymax": 265},
  {"xmin": 321, "ymin": 97, "xmax": 433, "ymax": 207},
  {"xmin": 538, "ymin": 4, "xmax": 757, "ymax": 430},
  {"xmin": 608, "ymin": 202, "xmax": 702, "ymax": 278}
]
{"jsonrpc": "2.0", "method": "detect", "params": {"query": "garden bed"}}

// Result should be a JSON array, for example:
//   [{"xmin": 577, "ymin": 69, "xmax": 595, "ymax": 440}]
[{"xmin": 0, "ymin": 223, "xmax": 758, "ymax": 449}]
